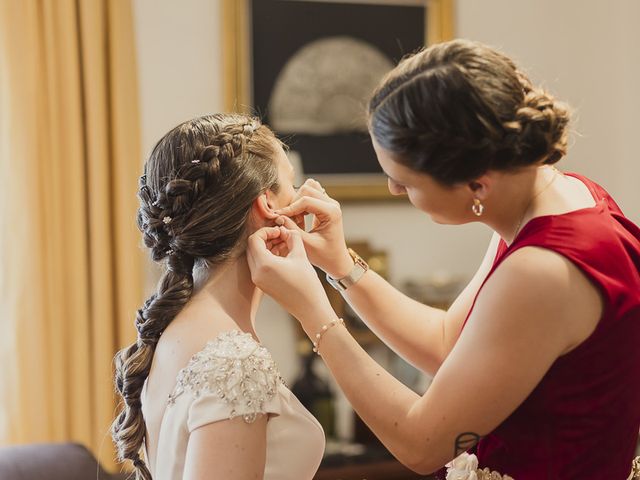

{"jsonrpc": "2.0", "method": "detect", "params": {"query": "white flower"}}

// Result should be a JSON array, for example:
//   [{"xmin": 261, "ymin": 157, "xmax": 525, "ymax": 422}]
[{"xmin": 446, "ymin": 452, "xmax": 479, "ymax": 480}]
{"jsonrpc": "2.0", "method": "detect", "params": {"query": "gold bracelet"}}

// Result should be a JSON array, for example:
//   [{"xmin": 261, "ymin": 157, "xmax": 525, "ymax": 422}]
[{"xmin": 312, "ymin": 318, "xmax": 345, "ymax": 354}]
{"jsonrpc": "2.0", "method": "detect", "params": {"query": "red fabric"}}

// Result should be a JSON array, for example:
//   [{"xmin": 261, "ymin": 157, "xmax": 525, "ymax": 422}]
[{"xmin": 462, "ymin": 173, "xmax": 640, "ymax": 479}]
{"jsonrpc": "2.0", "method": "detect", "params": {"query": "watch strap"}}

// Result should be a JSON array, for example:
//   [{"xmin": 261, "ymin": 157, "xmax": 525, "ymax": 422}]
[{"xmin": 326, "ymin": 248, "xmax": 369, "ymax": 292}]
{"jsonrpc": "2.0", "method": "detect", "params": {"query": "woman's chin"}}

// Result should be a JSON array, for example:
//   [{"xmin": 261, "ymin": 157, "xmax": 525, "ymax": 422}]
[
  {"xmin": 428, "ymin": 214, "xmax": 451, "ymax": 225},
  {"xmin": 428, "ymin": 213, "xmax": 467, "ymax": 226}
]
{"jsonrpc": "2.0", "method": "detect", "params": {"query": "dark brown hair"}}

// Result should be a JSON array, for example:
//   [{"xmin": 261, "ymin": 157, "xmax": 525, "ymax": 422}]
[
  {"xmin": 368, "ymin": 39, "xmax": 571, "ymax": 185},
  {"xmin": 111, "ymin": 114, "xmax": 280, "ymax": 479}
]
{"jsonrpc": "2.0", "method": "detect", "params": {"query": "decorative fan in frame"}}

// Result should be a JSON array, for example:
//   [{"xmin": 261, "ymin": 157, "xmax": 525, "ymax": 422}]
[{"xmin": 221, "ymin": 0, "xmax": 454, "ymax": 201}]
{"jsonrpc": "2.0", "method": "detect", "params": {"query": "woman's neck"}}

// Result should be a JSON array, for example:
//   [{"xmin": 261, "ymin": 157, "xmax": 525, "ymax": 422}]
[
  {"xmin": 484, "ymin": 166, "xmax": 561, "ymax": 245},
  {"xmin": 191, "ymin": 253, "xmax": 262, "ymax": 337}
]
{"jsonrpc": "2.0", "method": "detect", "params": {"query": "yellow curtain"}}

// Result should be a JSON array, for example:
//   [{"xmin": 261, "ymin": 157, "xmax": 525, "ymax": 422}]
[{"xmin": 0, "ymin": 0, "xmax": 143, "ymax": 470}]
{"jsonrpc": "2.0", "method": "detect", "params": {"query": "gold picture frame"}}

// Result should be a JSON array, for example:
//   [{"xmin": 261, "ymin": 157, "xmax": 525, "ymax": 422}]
[{"xmin": 221, "ymin": 0, "xmax": 454, "ymax": 202}]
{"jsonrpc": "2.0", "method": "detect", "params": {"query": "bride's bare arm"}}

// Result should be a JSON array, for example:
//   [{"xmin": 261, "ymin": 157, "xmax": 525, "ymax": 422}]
[{"xmin": 183, "ymin": 416, "xmax": 268, "ymax": 479}]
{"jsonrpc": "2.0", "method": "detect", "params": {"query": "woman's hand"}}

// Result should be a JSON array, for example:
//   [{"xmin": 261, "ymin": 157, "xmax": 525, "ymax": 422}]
[
  {"xmin": 246, "ymin": 226, "xmax": 335, "ymax": 325},
  {"xmin": 273, "ymin": 179, "xmax": 354, "ymax": 278}
]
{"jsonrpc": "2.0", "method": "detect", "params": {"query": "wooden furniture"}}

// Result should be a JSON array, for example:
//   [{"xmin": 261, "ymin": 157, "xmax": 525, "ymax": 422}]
[{"xmin": 315, "ymin": 458, "xmax": 436, "ymax": 480}]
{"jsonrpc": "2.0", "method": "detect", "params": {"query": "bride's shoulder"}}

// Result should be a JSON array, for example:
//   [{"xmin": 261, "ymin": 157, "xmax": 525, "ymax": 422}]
[
  {"xmin": 199, "ymin": 330, "xmax": 272, "ymax": 358},
  {"xmin": 167, "ymin": 331, "xmax": 284, "ymax": 422},
  {"xmin": 176, "ymin": 329, "xmax": 275, "ymax": 361}
]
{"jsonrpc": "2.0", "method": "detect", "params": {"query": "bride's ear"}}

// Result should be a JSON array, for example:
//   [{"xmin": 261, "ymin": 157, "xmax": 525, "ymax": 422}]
[{"xmin": 251, "ymin": 191, "xmax": 279, "ymax": 224}]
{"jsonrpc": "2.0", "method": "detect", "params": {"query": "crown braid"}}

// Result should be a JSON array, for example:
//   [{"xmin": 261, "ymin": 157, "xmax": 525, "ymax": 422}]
[{"xmin": 136, "ymin": 120, "xmax": 260, "ymax": 262}]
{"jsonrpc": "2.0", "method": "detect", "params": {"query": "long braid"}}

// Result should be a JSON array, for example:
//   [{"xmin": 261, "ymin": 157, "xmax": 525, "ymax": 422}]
[
  {"xmin": 111, "ymin": 115, "xmax": 279, "ymax": 478},
  {"xmin": 112, "ymin": 192, "xmax": 197, "ymax": 479}
]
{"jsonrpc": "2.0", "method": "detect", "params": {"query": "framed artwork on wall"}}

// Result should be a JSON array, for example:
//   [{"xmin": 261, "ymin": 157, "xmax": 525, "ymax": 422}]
[{"xmin": 222, "ymin": 0, "xmax": 454, "ymax": 201}]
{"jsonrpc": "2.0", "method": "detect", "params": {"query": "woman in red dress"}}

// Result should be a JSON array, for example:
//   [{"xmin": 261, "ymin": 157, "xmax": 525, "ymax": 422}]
[{"xmin": 247, "ymin": 39, "xmax": 640, "ymax": 479}]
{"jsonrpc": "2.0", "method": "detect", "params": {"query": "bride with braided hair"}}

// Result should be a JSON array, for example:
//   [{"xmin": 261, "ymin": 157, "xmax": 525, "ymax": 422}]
[{"xmin": 111, "ymin": 114, "xmax": 324, "ymax": 479}]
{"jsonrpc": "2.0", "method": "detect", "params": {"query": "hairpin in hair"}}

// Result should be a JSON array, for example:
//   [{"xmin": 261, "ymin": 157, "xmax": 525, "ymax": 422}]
[
  {"xmin": 165, "ymin": 248, "xmax": 175, "ymax": 256},
  {"xmin": 191, "ymin": 159, "xmax": 201, "ymax": 164},
  {"xmin": 163, "ymin": 216, "xmax": 172, "ymax": 224},
  {"xmin": 243, "ymin": 122, "xmax": 258, "ymax": 136}
]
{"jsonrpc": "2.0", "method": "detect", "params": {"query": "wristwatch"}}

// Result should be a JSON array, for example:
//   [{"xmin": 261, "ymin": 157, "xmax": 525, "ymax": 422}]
[{"xmin": 326, "ymin": 248, "xmax": 369, "ymax": 292}]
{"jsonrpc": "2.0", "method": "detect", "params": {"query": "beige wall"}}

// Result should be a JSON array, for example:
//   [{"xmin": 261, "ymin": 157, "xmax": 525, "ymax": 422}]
[
  {"xmin": 134, "ymin": 0, "xmax": 224, "ymax": 153},
  {"xmin": 132, "ymin": 0, "xmax": 639, "ymax": 381}
]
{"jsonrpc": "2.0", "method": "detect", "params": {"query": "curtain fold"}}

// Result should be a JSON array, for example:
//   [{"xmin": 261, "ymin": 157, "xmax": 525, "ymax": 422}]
[{"xmin": 0, "ymin": 0, "xmax": 143, "ymax": 470}]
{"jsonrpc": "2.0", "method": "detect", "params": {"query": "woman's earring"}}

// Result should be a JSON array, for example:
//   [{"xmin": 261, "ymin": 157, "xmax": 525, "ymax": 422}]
[{"xmin": 472, "ymin": 198, "xmax": 484, "ymax": 217}]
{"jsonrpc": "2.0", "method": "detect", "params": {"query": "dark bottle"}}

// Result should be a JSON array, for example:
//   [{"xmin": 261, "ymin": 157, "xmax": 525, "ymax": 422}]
[{"xmin": 291, "ymin": 340, "xmax": 335, "ymax": 438}]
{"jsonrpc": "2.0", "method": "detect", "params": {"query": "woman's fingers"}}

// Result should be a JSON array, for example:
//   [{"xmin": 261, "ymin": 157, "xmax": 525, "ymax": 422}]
[
  {"xmin": 275, "ymin": 243, "xmax": 288, "ymax": 257},
  {"xmin": 296, "ymin": 183, "xmax": 327, "ymax": 201},
  {"xmin": 275, "ymin": 214, "xmax": 304, "ymax": 231},
  {"xmin": 250, "ymin": 226, "xmax": 282, "ymax": 242},
  {"xmin": 266, "ymin": 236, "xmax": 283, "ymax": 250},
  {"xmin": 305, "ymin": 179, "xmax": 341, "ymax": 206},
  {"xmin": 275, "ymin": 195, "xmax": 338, "ymax": 218},
  {"xmin": 248, "ymin": 227, "xmax": 282, "ymax": 259},
  {"xmin": 293, "ymin": 180, "xmax": 339, "ymax": 207},
  {"xmin": 275, "ymin": 210, "xmax": 306, "ymax": 232},
  {"xmin": 248, "ymin": 226, "xmax": 305, "ymax": 260},
  {"xmin": 302, "ymin": 178, "xmax": 329, "ymax": 196},
  {"xmin": 281, "ymin": 226, "xmax": 306, "ymax": 258},
  {"xmin": 274, "ymin": 179, "xmax": 338, "ymax": 231},
  {"xmin": 292, "ymin": 213, "xmax": 306, "ymax": 230},
  {"xmin": 267, "ymin": 239, "xmax": 286, "ymax": 255}
]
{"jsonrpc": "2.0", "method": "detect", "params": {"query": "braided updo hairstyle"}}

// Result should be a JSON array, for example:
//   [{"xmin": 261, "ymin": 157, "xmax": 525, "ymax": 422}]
[
  {"xmin": 111, "ymin": 114, "xmax": 281, "ymax": 479},
  {"xmin": 368, "ymin": 39, "xmax": 571, "ymax": 185}
]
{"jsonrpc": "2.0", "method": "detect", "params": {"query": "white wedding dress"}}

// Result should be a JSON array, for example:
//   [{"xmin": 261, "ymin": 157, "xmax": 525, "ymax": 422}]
[{"xmin": 141, "ymin": 330, "xmax": 325, "ymax": 479}]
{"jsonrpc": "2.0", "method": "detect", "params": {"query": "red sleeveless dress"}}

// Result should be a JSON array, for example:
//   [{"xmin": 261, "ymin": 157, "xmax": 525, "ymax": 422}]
[{"xmin": 460, "ymin": 173, "xmax": 640, "ymax": 479}]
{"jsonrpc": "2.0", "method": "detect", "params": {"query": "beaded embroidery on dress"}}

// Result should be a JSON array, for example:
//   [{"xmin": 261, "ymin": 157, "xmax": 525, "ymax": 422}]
[{"xmin": 167, "ymin": 330, "xmax": 284, "ymax": 423}]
